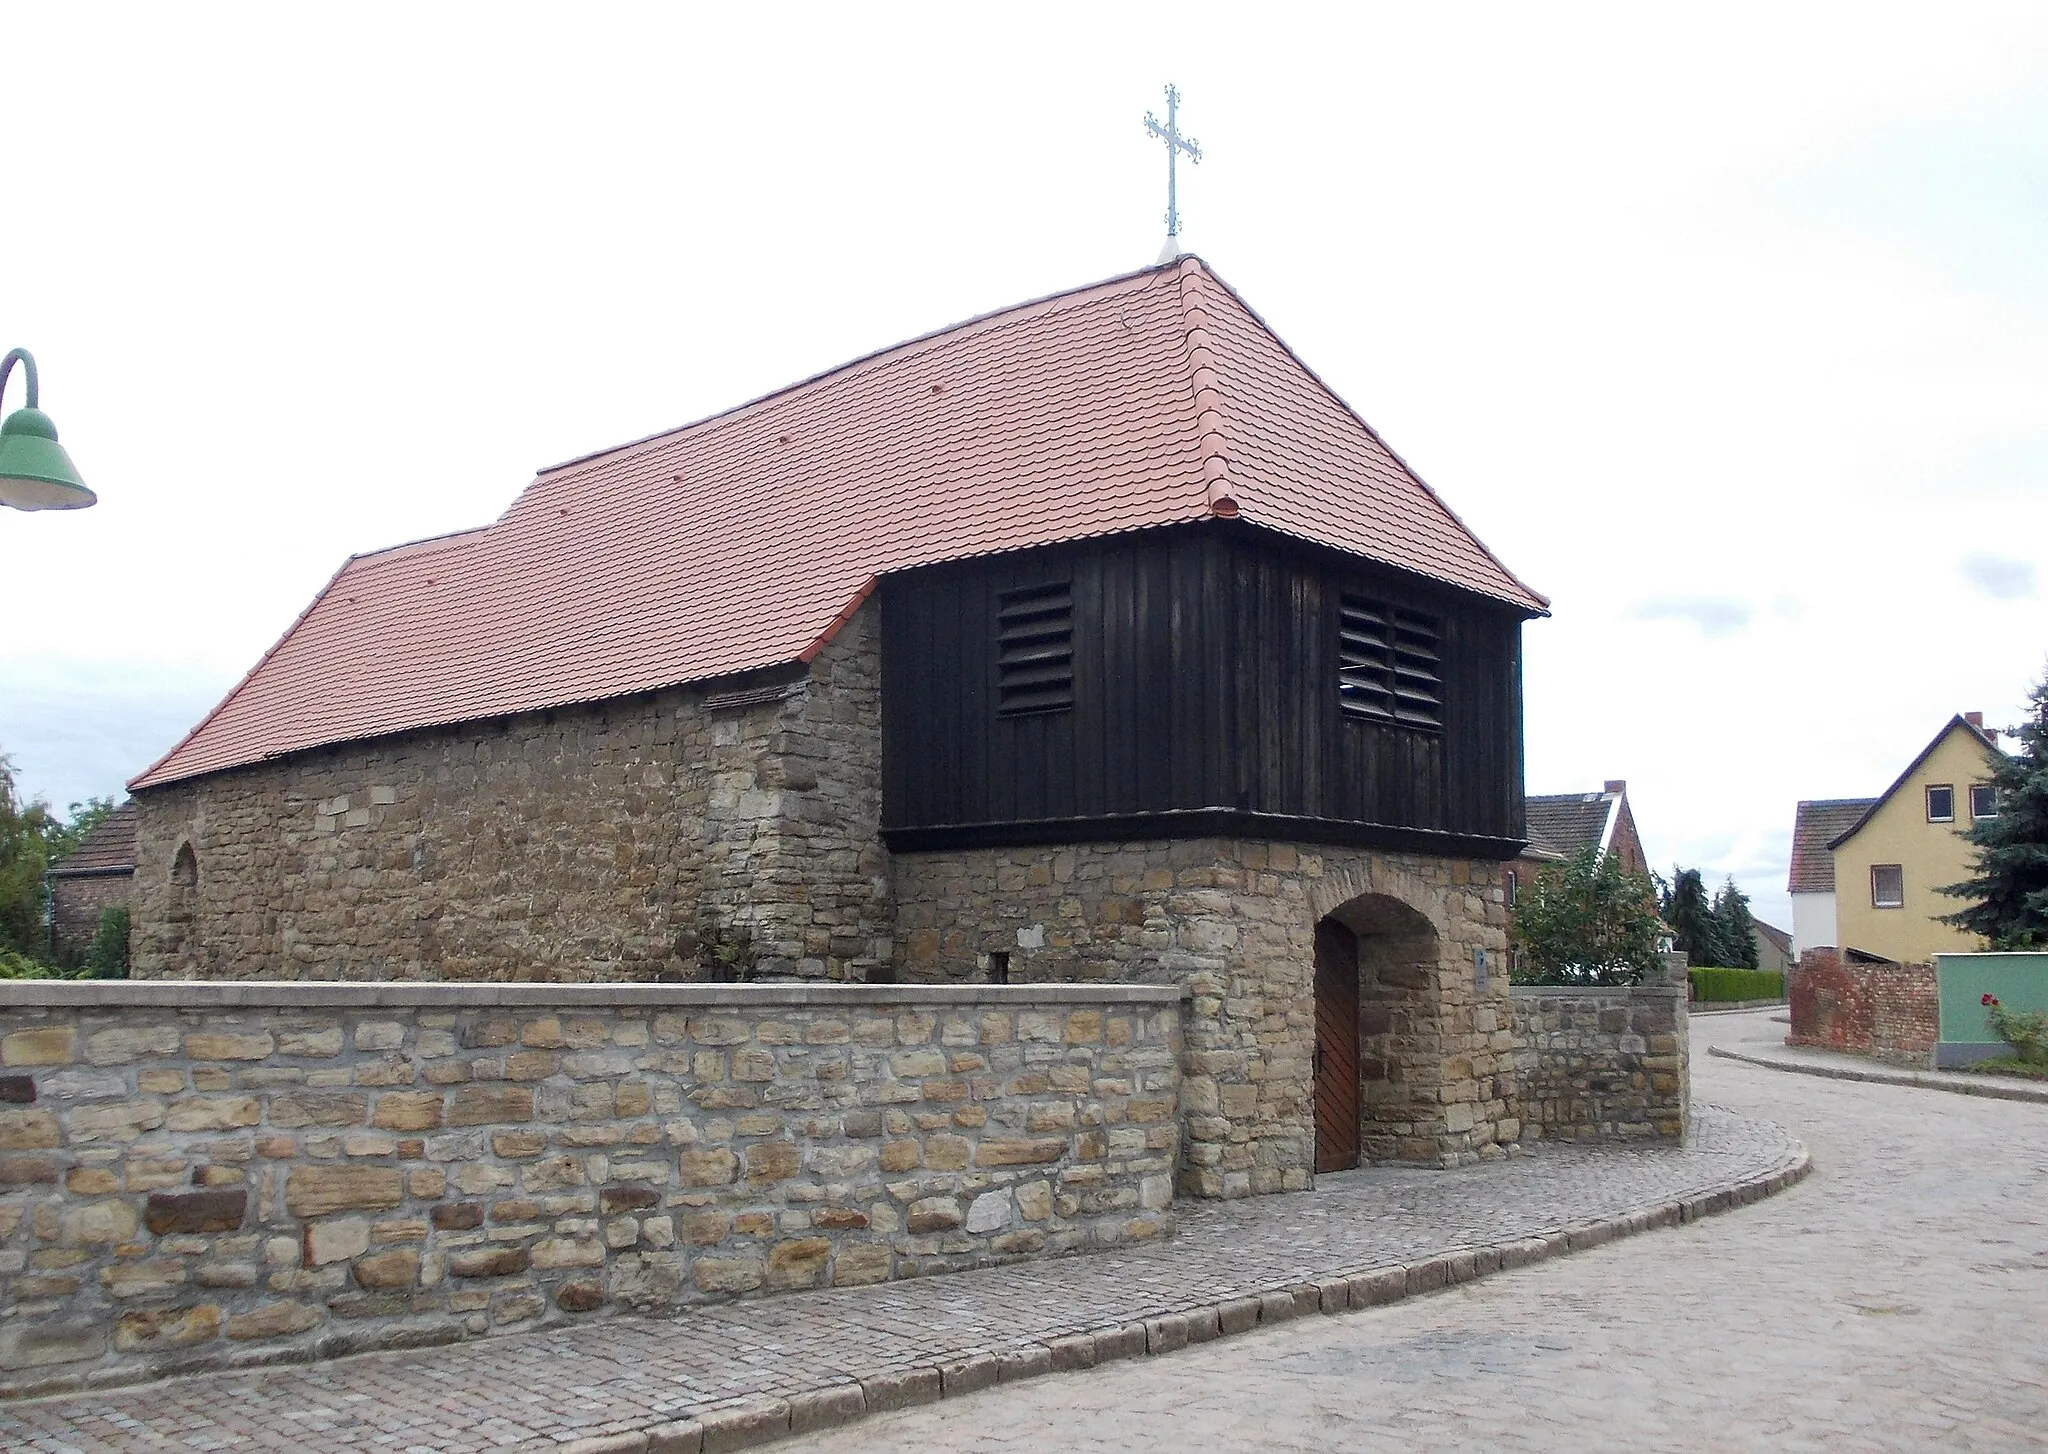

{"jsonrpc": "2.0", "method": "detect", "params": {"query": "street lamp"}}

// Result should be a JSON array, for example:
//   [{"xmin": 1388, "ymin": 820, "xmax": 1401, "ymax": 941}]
[{"xmin": 0, "ymin": 349, "xmax": 94, "ymax": 511}]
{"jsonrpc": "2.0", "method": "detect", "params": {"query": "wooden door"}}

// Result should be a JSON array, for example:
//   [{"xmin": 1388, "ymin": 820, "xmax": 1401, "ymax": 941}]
[{"xmin": 1313, "ymin": 918, "xmax": 1360, "ymax": 1174}]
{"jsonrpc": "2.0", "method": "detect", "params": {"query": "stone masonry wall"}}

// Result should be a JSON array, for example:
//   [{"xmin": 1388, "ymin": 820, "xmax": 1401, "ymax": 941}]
[
  {"xmin": 892, "ymin": 839, "xmax": 1516, "ymax": 1196},
  {"xmin": 0, "ymin": 980, "xmax": 1179, "ymax": 1396},
  {"xmin": 1510, "ymin": 956, "xmax": 1690, "ymax": 1143},
  {"xmin": 48, "ymin": 873, "xmax": 131, "ymax": 966},
  {"xmin": 1787, "ymin": 947, "xmax": 1937, "ymax": 1068},
  {"xmin": 130, "ymin": 605, "xmax": 889, "ymax": 983}
]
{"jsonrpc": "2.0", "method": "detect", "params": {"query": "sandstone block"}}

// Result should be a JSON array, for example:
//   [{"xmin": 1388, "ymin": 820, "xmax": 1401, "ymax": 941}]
[
  {"xmin": 765, "ymin": 1236, "xmax": 831, "ymax": 1289},
  {"xmin": 304, "ymin": 1216, "xmax": 372, "ymax": 1267},
  {"xmin": 372, "ymin": 1092, "xmax": 444, "ymax": 1131},
  {"xmin": 271, "ymin": 1090, "xmax": 369, "ymax": 1128},
  {"xmin": 2, "ymin": 1027, "xmax": 75, "ymax": 1067},
  {"xmin": 85, "ymin": 1024, "xmax": 180, "ymax": 1065},
  {"xmin": 976, "ymin": 1137, "xmax": 1064, "ymax": 1167},
  {"xmin": 286, "ymin": 1166, "xmax": 403, "ymax": 1217},
  {"xmin": 743, "ymin": 1141, "xmax": 800, "ymax": 1184},
  {"xmin": 832, "ymin": 1242, "xmax": 892, "ymax": 1285},
  {"xmin": 353, "ymin": 1248, "xmax": 421, "ymax": 1289},
  {"xmin": 0, "ymin": 1156, "xmax": 58, "ymax": 1186},
  {"xmin": 692, "ymin": 1257, "xmax": 763, "ymax": 1294},
  {"xmin": 278, "ymin": 1026, "xmax": 344, "ymax": 1057},
  {"xmin": 185, "ymin": 1031, "xmax": 275, "ymax": 1061},
  {"xmin": 531, "ymin": 1237, "xmax": 606, "ymax": 1270},
  {"xmin": 906, "ymin": 1196, "xmax": 962, "ymax": 1233},
  {"xmin": 448, "ymin": 1084, "xmax": 533, "ymax": 1126},
  {"xmin": 0, "ymin": 1319, "xmax": 106, "ymax": 1371},
  {"xmin": 166, "ymin": 1095, "xmax": 261, "ymax": 1132},
  {"xmin": 101, "ymin": 1260, "xmax": 186, "ymax": 1298},
  {"xmin": 449, "ymin": 1247, "xmax": 530, "ymax": 1278},
  {"xmin": 431, "ymin": 1202, "xmax": 485, "ymax": 1231},
  {"xmin": 113, "ymin": 1304, "xmax": 221, "ymax": 1352},
  {"xmin": 965, "ymin": 1190, "xmax": 1011, "ymax": 1233},
  {"xmin": 145, "ymin": 1188, "xmax": 248, "ymax": 1235},
  {"xmin": 226, "ymin": 1302, "xmax": 321, "ymax": 1341},
  {"xmin": 679, "ymin": 1149, "xmax": 738, "ymax": 1187}
]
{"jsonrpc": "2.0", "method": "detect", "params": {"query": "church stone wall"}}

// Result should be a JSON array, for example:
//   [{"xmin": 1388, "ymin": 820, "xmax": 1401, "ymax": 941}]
[
  {"xmin": 129, "ymin": 606, "xmax": 890, "ymax": 984},
  {"xmin": 0, "ymin": 980, "xmax": 1177, "ymax": 1397},
  {"xmin": 891, "ymin": 840, "xmax": 1518, "ymax": 1197}
]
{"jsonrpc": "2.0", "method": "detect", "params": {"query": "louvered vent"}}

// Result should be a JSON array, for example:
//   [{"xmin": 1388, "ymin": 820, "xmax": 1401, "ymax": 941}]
[
  {"xmin": 996, "ymin": 582, "xmax": 1074, "ymax": 715},
  {"xmin": 1339, "ymin": 594, "xmax": 1442, "ymax": 729}
]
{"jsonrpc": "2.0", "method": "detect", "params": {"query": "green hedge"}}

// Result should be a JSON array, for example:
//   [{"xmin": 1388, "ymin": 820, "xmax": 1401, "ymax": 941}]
[{"xmin": 1689, "ymin": 967, "xmax": 1784, "ymax": 1003}]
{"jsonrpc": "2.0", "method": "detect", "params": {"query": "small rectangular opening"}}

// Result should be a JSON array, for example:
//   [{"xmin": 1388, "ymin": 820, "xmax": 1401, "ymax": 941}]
[
  {"xmin": 997, "ymin": 583, "xmax": 1074, "ymax": 716},
  {"xmin": 1340, "ymin": 593, "xmax": 1440, "ymax": 730},
  {"xmin": 986, "ymin": 951, "xmax": 1010, "ymax": 985},
  {"xmin": 1871, "ymin": 863, "xmax": 1905, "ymax": 909},
  {"xmin": 1926, "ymin": 784, "xmax": 1954, "ymax": 823}
]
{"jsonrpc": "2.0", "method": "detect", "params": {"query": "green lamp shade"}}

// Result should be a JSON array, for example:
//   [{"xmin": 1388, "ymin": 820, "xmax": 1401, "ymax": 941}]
[{"xmin": 0, "ymin": 405, "xmax": 94, "ymax": 510}]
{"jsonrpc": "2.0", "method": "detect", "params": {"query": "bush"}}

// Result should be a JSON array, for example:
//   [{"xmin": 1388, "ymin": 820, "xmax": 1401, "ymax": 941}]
[
  {"xmin": 0, "ymin": 948, "xmax": 63, "ymax": 980},
  {"xmin": 1689, "ymin": 967, "xmax": 1784, "ymax": 1003},
  {"xmin": 83, "ymin": 906, "xmax": 129, "ymax": 979},
  {"xmin": 1981, "ymin": 994, "xmax": 2048, "ymax": 1064}
]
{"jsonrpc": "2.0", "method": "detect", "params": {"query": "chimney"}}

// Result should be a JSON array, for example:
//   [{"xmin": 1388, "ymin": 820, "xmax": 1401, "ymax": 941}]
[
  {"xmin": 1604, "ymin": 779, "xmax": 1626, "ymax": 796},
  {"xmin": 1965, "ymin": 711, "xmax": 1983, "ymax": 728}
]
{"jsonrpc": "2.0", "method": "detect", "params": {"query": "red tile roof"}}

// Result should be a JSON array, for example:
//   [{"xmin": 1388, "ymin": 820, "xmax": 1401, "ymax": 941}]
[
  {"xmin": 134, "ymin": 257, "xmax": 1547, "ymax": 791},
  {"xmin": 1788, "ymin": 799, "xmax": 1877, "ymax": 894},
  {"xmin": 46, "ymin": 802, "xmax": 136, "ymax": 876}
]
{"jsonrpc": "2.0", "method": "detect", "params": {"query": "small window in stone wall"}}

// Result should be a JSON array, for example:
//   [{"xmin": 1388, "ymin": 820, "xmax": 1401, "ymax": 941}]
[
  {"xmin": 1339, "ymin": 593, "xmax": 1441, "ymax": 730},
  {"xmin": 996, "ymin": 582, "xmax": 1074, "ymax": 716},
  {"xmin": 171, "ymin": 842, "xmax": 198, "ymax": 888},
  {"xmin": 1871, "ymin": 863, "xmax": 1904, "ymax": 909}
]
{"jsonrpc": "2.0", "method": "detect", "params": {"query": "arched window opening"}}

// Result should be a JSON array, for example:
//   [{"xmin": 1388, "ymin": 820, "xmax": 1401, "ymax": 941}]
[{"xmin": 171, "ymin": 842, "xmax": 198, "ymax": 888}]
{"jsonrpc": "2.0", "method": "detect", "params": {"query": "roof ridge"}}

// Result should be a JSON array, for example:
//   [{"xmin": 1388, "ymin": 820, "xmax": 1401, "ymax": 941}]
[{"xmin": 1172, "ymin": 257, "xmax": 1240, "ymax": 519}]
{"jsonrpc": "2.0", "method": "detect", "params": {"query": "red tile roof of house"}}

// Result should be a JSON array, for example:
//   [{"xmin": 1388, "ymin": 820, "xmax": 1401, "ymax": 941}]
[
  {"xmin": 134, "ymin": 257, "xmax": 1547, "ymax": 791},
  {"xmin": 46, "ymin": 802, "xmax": 137, "ymax": 876},
  {"xmin": 1787, "ymin": 799, "xmax": 1878, "ymax": 894}
]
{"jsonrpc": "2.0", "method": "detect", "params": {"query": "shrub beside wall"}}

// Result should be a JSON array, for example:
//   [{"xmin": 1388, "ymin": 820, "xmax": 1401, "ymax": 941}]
[{"xmin": 1688, "ymin": 968, "xmax": 1784, "ymax": 1004}]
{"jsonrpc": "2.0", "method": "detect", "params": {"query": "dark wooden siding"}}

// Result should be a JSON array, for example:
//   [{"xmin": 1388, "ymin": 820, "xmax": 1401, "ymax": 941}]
[{"xmin": 880, "ymin": 521, "xmax": 1528, "ymax": 854}]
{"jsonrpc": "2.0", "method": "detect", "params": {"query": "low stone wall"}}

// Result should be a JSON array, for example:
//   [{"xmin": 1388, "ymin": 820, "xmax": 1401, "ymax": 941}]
[
  {"xmin": 1787, "ymin": 947, "xmax": 1936, "ymax": 1068},
  {"xmin": 0, "ymin": 980, "xmax": 1181, "ymax": 1396},
  {"xmin": 1511, "ymin": 959, "xmax": 1689, "ymax": 1143}
]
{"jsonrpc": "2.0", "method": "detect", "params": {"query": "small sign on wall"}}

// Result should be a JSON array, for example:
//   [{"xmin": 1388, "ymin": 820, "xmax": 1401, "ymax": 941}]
[{"xmin": 1474, "ymin": 947, "xmax": 1489, "ymax": 990}]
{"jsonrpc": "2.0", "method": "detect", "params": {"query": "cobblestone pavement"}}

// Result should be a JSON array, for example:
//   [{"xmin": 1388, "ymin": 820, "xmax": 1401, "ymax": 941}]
[
  {"xmin": 1, "ymin": 1053, "xmax": 1803, "ymax": 1452},
  {"xmin": 775, "ymin": 1010, "xmax": 2048, "ymax": 1453}
]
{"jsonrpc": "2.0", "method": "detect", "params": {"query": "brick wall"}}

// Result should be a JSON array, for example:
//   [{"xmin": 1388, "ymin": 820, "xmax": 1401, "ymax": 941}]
[
  {"xmin": 893, "ymin": 840, "xmax": 1518, "ymax": 1192},
  {"xmin": 1786, "ymin": 947, "xmax": 1937, "ymax": 1068},
  {"xmin": 1510, "ymin": 957, "xmax": 1689, "ymax": 1143},
  {"xmin": 0, "ymin": 980, "xmax": 1179, "ymax": 1396},
  {"xmin": 129, "ymin": 605, "xmax": 890, "ymax": 983}
]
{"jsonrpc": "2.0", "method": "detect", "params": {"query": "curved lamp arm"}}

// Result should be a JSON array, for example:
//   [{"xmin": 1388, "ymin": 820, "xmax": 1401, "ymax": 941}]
[{"xmin": 0, "ymin": 348, "xmax": 39, "ymax": 412}]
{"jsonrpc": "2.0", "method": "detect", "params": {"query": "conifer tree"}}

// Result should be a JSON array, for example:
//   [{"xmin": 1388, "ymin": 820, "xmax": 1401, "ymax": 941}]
[
  {"xmin": 1943, "ymin": 670, "xmax": 2048, "ymax": 949},
  {"xmin": 1663, "ymin": 867, "xmax": 1726, "ymax": 966},
  {"xmin": 1712, "ymin": 877, "xmax": 1759, "ymax": 969}
]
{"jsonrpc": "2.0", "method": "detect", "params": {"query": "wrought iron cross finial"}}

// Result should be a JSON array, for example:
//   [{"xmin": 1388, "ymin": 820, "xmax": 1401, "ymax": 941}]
[{"xmin": 1144, "ymin": 84, "xmax": 1202, "ymax": 243}]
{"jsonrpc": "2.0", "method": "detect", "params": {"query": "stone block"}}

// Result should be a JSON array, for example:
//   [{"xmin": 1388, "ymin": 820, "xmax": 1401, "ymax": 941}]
[
  {"xmin": 974, "ymin": 1137, "xmax": 1065, "ymax": 1168},
  {"xmin": 831, "ymin": 1242, "xmax": 892, "ymax": 1285},
  {"xmin": 304, "ymin": 1216, "xmax": 372, "ymax": 1267},
  {"xmin": 698, "ymin": 1398, "xmax": 791, "ymax": 1453},
  {"xmin": 0, "ymin": 1073, "xmax": 33, "ymax": 1103},
  {"xmin": 447, "ymin": 1084, "xmax": 534, "ymax": 1126},
  {"xmin": 0, "ymin": 1156, "xmax": 58, "ymax": 1186},
  {"xmin": 165, "ymin": 1095, "xmax": 261, "ymax": 1132},
  {"xmin": 531, "ymin": 1237, "xmax": 606, "ymax": 1270},
  {"xmin": 113, "ymin": 1304, "xmax": 222, "ymax": 1352},
  {"xmin": 680, "ymin": 1149, "xmax": 739, "ymax": 1187},
  {"xmin": 789, "ymin": 1383, "xmax": 866, "ymax": 1434},
  {"xmin": 0, "ymin": 1108, "xmax": 62, "ymax": 1149},
  {"xmin": 2, "ymin": 1027, "xmax": 75, "ymax": 1067},
  {"xmin": 145, "ymin": 1188, "xmax": 248, "ymax": 1236},
  {"xmin": 431, "ymin": 1202, "xmax": 484, "ymax": 1231},
  {"xmin": 354, "ymin": 1248, "xmax": 421, "ymax": 1288},
  {"xmin": 907, "ymin": 1197, "xmax": 962, "ymax": 1233},
  {"xmin": 556, "ymin": 1278, "xmax": 605, "ymax": 1312},
  {"xmin": 0, "ymin": 1319, "xmax": 106, "ymax": 1371},
  {"xmin": 225, "ymin": 1301, "xmax": 322, "ymax": 1341},
  {"xmin": 271, "ymin": 1091, "xmax": 369, "ymax": 1128},
  {"xmin": 1047, "ymin": 1333, "xmax": 1096, "ymax": 1371},
  {"xmin": 186, "ymin": 1032, "xmax": 275, "ymax": 1061},
  {"xmin": 85, "ymin": 1024, "xmax": 180, "ymax": 1065},
  {"xmin": 372, "ymin": 1092, "xmax": 444, "ymax": 1131},
  {"xmin": 286, "ymin": 1166, "xmax": 404, "ymax": 1217},
  {"xmin": 692, "ymin": 1258, "xmax": 764, "ymax": 1295},
  {"xmin": 995, "ymin": 1344, "xmax": 1053, "ymax": 1382},
  {"xmin": 861, "ymin": 1365, "xmax": 942, "ymax": 1411},
  {"xmin": 449, "ymin": 1247, "xmax": 530, "ymax": 1278}
]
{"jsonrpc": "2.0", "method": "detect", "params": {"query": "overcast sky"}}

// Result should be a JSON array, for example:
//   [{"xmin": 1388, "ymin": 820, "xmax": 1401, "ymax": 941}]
[{"xmin": 6, "ymin": 3, "xmax": 2046, "ymax": 929}]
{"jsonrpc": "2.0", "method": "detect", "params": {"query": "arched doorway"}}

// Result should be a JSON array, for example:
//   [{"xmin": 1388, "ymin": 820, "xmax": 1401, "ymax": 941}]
[{"xmin": 1313, "ymin": 892, "xmax": 1441, "ymax": 1171}]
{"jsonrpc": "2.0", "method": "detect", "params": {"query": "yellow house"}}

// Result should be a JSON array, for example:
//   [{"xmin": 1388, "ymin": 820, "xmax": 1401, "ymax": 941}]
[{"xmin": 1829, "ymin": 713, "xmax": 2004, "ymax": 964}]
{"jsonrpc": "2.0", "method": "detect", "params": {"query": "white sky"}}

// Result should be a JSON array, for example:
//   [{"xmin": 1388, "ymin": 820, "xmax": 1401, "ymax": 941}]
[{"xmin": 5, "ymin": 3, "xmax": 2046, "ymax": 930}]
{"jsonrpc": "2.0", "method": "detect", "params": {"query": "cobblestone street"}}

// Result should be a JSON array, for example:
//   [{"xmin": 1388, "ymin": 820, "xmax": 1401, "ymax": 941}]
[{"xmin": 779, "ymin": 1010, "xmax": 2048, "ymax": 1453}]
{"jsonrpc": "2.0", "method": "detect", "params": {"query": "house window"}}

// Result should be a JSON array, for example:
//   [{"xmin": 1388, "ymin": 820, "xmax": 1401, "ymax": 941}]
[
  {"xmin": 1925, "ymin": 784, "xmax": 1954, "ymax": 822},
  {"xmin": 1339, "ymin": 594, "xmax": 1441, "ymax": 729},
  {"xmin": 1971, "ymin": 783, "xmax": 1999, "ymax": 820},
  {"xmin": 1505, "ymin": 869, "xmax": 1518, "ymax": 906},
  {"xmin": 1871, "ymin": 863, "xmax": 1904, "ymax": 909},
  {"xmin": 996, "ymin": 582, "xmax": 1074, "ymax": 716}
]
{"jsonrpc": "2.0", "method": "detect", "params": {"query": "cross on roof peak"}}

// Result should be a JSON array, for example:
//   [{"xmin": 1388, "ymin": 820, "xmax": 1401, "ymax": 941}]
[{"xmin": 1143, "ymin": 84, "xmax": 1202, "ymax": 262}]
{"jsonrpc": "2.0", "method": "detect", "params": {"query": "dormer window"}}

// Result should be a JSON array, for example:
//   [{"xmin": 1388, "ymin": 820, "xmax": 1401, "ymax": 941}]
[{"xmin": 1339, "ymin": 594, "xmax": 1441, "ymax": 729}]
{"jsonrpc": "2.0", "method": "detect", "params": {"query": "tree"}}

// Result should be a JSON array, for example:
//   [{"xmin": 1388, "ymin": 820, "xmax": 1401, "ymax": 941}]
[
  {"xmin": 1712, "ymin": 877, "xmax": 1759, "ymax": 969},
  {"xmin": 1510, "ymin": 846, "xmax": 1667, "ymax": 986},
  {"xmin": 1661, "ymin": 867, "xmax": 1727, "ymax": 967},
  {"xmin": 0, "ymin": 752, "xmax": 58, "ymax": 961},
  {"xmin": 45, "ymin": 796, "xmax": 117, "ymax": 864},
  {"xmin": 1943, "ymin": 669, "xmax": 2048, "ymax": 949}
]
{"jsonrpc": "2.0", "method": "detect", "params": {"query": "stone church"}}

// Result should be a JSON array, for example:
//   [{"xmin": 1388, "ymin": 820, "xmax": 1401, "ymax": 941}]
[{"xmin": 130, "ymin": 257, "xmax": 1550, "ymax": 1194}]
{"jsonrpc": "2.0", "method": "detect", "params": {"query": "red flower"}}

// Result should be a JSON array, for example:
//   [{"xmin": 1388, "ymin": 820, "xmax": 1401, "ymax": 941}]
[{"xmin": 1983, "ymin": 993, "xmax": 2001, "ymax": 1007}]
